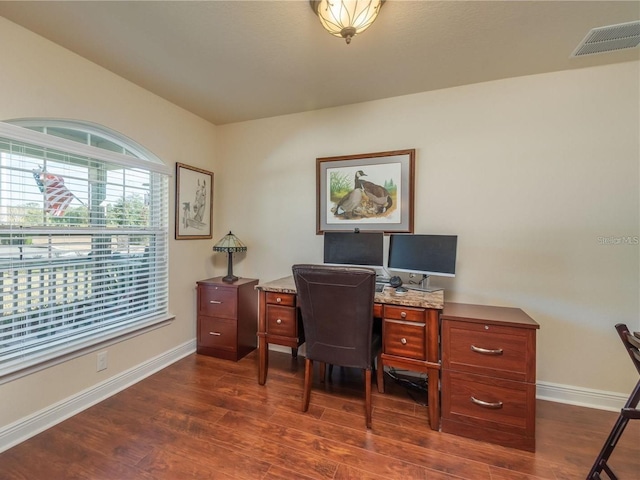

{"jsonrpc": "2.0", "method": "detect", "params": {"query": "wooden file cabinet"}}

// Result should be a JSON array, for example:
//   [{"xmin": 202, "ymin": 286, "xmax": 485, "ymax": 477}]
[
  {"xmin": 441, "ymin": 302, "xmax": 539, "ymax": 451},
  {"xmin": 196, "ymin": 277, "xmax": 258, "ymax": 361}
]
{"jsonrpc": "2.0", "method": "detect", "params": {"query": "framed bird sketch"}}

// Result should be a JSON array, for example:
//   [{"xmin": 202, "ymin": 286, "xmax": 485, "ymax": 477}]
[
  {"xmin": 175, "ymin": 162, "xmax": 213, "ymax": 240},
  {"xmin": 316, "ymin": 149, "xmax": 415, "ymax": 234}
]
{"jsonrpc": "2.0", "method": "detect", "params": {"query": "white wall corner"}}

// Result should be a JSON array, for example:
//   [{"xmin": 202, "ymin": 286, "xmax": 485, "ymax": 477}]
[
  {"xmin": 536, "ymin": 381, "xmax": 630, "ymax": 412},
  {"xmin": 0, "ymin": 340, "xmax": 197, "ymax": 454}
]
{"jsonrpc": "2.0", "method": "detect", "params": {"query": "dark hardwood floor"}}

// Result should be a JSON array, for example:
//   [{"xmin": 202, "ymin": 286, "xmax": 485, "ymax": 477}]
[{"xmin": 0, "ymin": 350, "xmax": 638, "ymax": 479}]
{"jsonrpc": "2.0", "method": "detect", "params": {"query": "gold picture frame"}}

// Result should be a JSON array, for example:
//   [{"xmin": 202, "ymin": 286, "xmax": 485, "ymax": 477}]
[{"xmin": 316, "ymin": 149, "xmax": 415, "ymax": 234}]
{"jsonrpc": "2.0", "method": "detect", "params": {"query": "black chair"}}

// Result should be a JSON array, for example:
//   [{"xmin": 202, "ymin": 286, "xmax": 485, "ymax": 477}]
[
  {"xmin": 292, "ymin": 264, "xmax": 383, "ymax": 428},
  {"xmin": 587, "ymin": 323, "xmax": 640, "ymax": 479}
]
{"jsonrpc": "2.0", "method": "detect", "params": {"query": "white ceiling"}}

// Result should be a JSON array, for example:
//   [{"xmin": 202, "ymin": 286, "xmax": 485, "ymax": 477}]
[{"xmin": 1, "ymin": 1, "xmax": 638, "ymax": 125}]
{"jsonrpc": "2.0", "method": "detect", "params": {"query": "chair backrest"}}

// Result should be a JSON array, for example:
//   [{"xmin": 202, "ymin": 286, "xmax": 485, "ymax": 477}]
[{"xmin": 292, "ymin": 264, "xmax": 376, "ymax": 369}]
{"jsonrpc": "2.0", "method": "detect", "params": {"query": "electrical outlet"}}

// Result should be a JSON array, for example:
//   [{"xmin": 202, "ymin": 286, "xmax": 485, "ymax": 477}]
[{"xmin": 97, "ymin": 351, "xmax": 108, "ymax": 372}]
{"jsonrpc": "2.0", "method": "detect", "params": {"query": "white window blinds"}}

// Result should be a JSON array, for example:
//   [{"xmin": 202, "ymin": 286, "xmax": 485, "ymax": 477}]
[{"xmin": 0, "ymin": 122, "xmax": 170, "ymax": 377}]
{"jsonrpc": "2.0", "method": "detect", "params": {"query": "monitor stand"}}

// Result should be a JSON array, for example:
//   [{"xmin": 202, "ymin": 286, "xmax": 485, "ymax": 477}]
[
  {"xmin": 374, "ymin": 267, "xmax": 391, "ymax": 283},
  {"xmin": 405, "ymin": 274, "xmax": 443, "ymax": 293}
]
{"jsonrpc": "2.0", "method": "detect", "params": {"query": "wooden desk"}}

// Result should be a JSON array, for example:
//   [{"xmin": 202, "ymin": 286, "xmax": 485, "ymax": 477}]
[{"xmin": 255, "ymin": 276, "xmax": 445, "ymax": 430}]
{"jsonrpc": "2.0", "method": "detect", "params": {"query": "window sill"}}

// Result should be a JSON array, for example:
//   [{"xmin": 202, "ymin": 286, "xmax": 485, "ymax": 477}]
[{"xmin": 0, "ymin": 313, "xmax": 175, "ymax": 385}]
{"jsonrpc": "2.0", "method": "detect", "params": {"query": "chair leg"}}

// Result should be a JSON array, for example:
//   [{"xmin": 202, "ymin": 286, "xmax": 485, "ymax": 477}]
[
  {"xmin": 376, "ymin": 351, "xmax": 384, "ymax": 393},
  {"xmin": 302, "ymin": 358, "xmax": 313, "ymax": 412},
  {"xmin": 319, "ymin": 362, "xmax": 326, "ymax": 383},
  {"xmin": 365, "ymin": 368, "xmax": 372, "ymax": 429},
  {"xmin": 587, "ymin": 378, "xmax": 640, "ymax": 479}
]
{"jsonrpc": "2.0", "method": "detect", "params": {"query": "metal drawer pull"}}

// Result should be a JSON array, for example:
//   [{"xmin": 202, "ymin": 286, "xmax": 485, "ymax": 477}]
[
  {"xmin": 209, "ymin": 332, "xmax": 221, "ymax": 336},
  {"xmin": 276, "ymin": 319, "xmax": 282, "ymax": 324},
  {"xmin": 209, "ymin": 300, "xmax": 222, "ymax": 304},
  {"xmin": 400, "ymin": 311, "xmax": 407, "ymax": 319},
  {"xmin": 400, "ymin": 338, "xmax": 407, "ymax": 345},
  {"xmin": 471, "ymin": 396, "xmax": 503, "ymax": 409},
  {"xmin": 471, "ymin": 345, "xmax": 503, "ymax": 355},
  {"xmin": 276, "ymin": 297, "xmax": 282, "ymax": 303}
]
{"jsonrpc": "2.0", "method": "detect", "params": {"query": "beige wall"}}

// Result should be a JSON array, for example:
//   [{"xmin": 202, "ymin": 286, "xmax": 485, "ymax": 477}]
[
  {"xmin": 1, "ymin": 15, "xmax": 639, "ymax": 433},
  {"xmin": 0, "ymin": 18, "xmax": 220, "ymax": 427},
  {"xmin": 217, "ymin": 61, "xmax": 639, "ymax": 396}
]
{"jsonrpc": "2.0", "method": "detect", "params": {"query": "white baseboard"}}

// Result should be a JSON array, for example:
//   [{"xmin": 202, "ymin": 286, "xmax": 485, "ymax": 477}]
[
  {"xmin": 0, "ymin": 339, "xmax": 196, "ymax": 454},
  {"xmin": 269, "ymin": 343, "xmax": 303, "ymax": 355},
  {"xmin": 536, "ymin": 381, "xmax": 629, "ymax": 412}
]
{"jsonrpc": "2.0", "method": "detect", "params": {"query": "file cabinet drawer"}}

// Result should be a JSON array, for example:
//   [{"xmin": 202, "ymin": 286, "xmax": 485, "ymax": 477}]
[
  {"xmin": 198, "ymin": 285, "xmax": 236, "ymax": 319},
  {"xmin": 198, "ymin": 316, "xmax": 237, "ymax": 352},
  {"xmin": 442, "ymin": 312, "xmax": 537, "ymax": 382},
  {"xmin": 442, "ymin": 370, "xmax": 534, "ymax": 433}
]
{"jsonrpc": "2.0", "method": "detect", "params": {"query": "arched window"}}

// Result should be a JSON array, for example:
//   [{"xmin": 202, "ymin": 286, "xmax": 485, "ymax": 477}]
[{"xmin": 0, "ymin": 120, "xmax": 170, "ymax": 377}]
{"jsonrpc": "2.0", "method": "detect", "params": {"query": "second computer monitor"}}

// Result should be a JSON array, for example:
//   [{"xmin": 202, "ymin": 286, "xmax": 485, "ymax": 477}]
[
  {"xmin": 388, "ymin": 234, "xmax": 458, "ymax": 278},
  {"xmin": 323, "ymin": 231, "xmax": 384, "ymax": 267}
]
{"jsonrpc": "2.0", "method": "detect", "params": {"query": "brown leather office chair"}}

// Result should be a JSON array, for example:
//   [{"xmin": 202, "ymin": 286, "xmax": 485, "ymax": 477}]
[{"xmin": 292, "ymin": 264, "xmax": 383, "ymax": 428}]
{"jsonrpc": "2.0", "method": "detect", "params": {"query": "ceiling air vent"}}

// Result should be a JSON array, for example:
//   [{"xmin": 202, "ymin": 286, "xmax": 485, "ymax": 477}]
[{"xmin": 571, "ymin": 20, "xmax": 640, "ymax": 57}]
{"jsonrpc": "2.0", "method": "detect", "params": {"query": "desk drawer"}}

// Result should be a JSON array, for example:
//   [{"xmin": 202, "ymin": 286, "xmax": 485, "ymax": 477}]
[
  {"xmin": 198, "ymin": 286, "xmax": 236, "ymax": 319},
  {"xmin": 265, "ymin": 292, "xmax": 296, "ymax": 307},
  {"xmin": 198, "ymin": 316, "xmax": 237, "ymax": 352},
  {"xmin": 383, "ymin": 319, "xmax": 426, "ymax": 360},
  {"xmin": 442, "ymin": 370, "xmax": 534, "ymax": 434},
  {"xmin": 443, "ymin": 320, "xmax": 533, "ymax": 381},
  {"xmin": 384, "ymin": 305, "xmax": 425, "ymax": 323},
  {"xmin": 266, "ymin": 304, "xmax": 297, "ymax": 337}
]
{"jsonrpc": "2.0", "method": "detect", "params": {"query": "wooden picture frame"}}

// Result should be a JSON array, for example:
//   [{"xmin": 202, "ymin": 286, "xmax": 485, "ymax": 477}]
[
  {"xmin": 316, "ymin": 149, "xmax": 415, "ymax": 234},
  {"xmin": 175, "ymin": 162, "xmax": 213, "ymax": 240}
]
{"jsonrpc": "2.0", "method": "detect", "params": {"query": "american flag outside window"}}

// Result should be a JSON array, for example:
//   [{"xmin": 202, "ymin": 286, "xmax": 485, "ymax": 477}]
[{"xmin": 32, "ymin": 167, "xmax": 78, "ymax": 217}]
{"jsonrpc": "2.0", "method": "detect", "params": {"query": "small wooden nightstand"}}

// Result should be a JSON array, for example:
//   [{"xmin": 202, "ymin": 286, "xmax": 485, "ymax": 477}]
[{"xmin": 196, "ymin": 276, "xmax": 258, "ymax": 361}]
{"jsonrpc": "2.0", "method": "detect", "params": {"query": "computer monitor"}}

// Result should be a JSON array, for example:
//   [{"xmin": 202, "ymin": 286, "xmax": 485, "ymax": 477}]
[
  {"xmin": 323, "ymin": 231, "xmax": 384, "ymax": 268},
  {"xmin": 387, "ymin": 234, "xmax": 458, "ymax": 289}
]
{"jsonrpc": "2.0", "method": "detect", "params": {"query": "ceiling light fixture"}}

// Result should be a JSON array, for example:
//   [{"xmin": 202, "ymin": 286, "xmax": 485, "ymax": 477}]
[{"xmin": 310, "ymin": 0, "xmax": 384, "ymax": 45}]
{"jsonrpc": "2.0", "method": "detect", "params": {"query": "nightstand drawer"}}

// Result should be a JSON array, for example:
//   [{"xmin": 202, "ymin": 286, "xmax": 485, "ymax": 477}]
[
  {"xmin": 198, "ymin": 316, "xmax": 237, "ymax": 351},
  {"xmin": 383, "ymin": 319, "xmax": 426, "ymax": 360},
  {"xmin": 442, "ymin": 370, "xmax": 535, "ymax": 434},
  {"xmin": 266, "ymin": 304, "xmax": 297, "ymax": 337},
  {"xmin": 265, "ymin": 292, "xmax": 296, "ymax": 307},
  {"xmin": 443, "ymin": 321, "xmax": 533, "ymax": 381},
  {"xmin": 198, "ymin": 286, "xmax": 236, "ymax": 318},
  {"xmin": 384, "ymin": 305, "xmax": 424, "ymax": 323}
]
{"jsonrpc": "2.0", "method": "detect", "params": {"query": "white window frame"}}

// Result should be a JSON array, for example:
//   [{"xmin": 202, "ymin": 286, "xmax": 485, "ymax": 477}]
[{"xmin": 0, "ymin": 121, "xmax": 172, "ymax": 382}]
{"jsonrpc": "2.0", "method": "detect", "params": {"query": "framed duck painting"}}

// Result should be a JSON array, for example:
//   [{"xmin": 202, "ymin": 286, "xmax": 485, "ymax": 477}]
[{"xmin": 316, "ymin": 149, "xmax": 415, "ymax": 234}]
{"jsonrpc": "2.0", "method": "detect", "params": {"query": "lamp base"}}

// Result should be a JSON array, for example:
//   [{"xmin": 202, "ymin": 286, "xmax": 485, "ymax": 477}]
[{"xmin": 223, "ymin": 251, "xmax": 238, "ymax": 283}]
